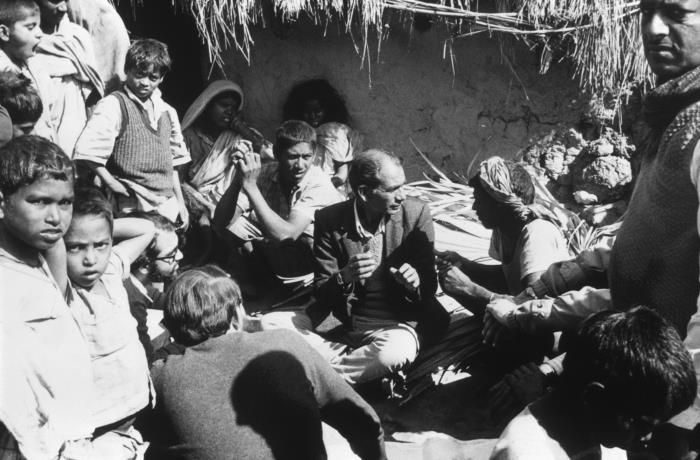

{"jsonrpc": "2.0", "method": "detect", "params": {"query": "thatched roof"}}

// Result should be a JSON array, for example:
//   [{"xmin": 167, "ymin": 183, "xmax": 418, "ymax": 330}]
[{"xmin": 181, "ymin": 0, "xmax": 650, "ymax": 100}]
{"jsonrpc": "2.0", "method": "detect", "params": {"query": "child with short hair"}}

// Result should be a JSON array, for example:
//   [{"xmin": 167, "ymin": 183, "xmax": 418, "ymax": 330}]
[
  {"xmin": 123, "ymin": 210, "xmax": 182, "ymax": 362},
  {"xmin": 0, "ymin": 0, "xmax": 56, "ymax": 141},
  {"xmin": 60, "ymin": 185, "xmax": 156, "ymax": 456},
  {"xmin": 0, "ymin": 135, "xmax": 94, "ymax": 458},
  {"xmin": 73, "ymin": 38, "xmax": 190, "ymax": 226},
  {"xmin": 491, "ymin": 306, "xmax": 697, "ymax": 459},
  {"xmin": 0, "ymin": 69, "xmax": 43, "ymax": 137}
]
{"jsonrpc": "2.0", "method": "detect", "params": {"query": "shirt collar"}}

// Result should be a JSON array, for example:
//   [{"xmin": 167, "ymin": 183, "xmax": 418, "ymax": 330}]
[
  {"xmin": 124, "ymin": 85, "xmax": 163, "ymax": 110},
  {"xmin": 354, "ymin": 199, "xmax": 385, "ymax": 239}
]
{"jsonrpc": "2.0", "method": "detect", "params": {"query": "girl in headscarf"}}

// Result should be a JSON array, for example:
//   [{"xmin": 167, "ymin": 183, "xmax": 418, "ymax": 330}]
[
  {"xmin": 437, "ymin": 156, "xmax": 573, "ymax": 311},
  {"xmin": 180, "ymin": 80, "xmax": 270, "ymax": 264}
]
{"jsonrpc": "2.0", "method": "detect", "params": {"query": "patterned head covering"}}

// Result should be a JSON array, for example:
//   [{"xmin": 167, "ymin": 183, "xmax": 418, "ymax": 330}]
[{"xmin": 477, "ymin": 156, "xmax": 581, "ymax": 241}]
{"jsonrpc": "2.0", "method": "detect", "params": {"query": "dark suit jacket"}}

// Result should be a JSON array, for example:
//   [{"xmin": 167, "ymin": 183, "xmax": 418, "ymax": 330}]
[{"xmin": 312, "ymin": 198, "xmax": 449, "ymax": 344}]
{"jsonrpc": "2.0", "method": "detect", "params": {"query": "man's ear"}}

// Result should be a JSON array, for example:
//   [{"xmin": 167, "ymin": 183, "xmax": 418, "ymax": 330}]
[
  {"xmin": 356, "ymin": 185, "xmax": 369, "ymax": 202},
  {"xmin": 0, "ymin": 24, "xmax": 10, "ymax": 42}
]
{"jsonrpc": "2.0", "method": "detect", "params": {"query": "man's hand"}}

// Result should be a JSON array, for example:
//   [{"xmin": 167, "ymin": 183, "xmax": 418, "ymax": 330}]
[
  {"xmin": 488, "ymin": 363, "xmax": 548, "ymax": 422},
  {"xmin": 339, "ymin": 253, "xmax": 378, "ymax": 284},
  {"xmin": 482, "ymin": 312, "xmax": 514, "ymax": 347},
  {"xmin": 435, "ymin": 250, "xmax": 465, "ymax": 273},
  {"xmin": 486, "ymin": 297, "xmax": 518, "ymax": 326},
  {"xmin": 237, "ymin": 151, "xmax": 262, "ymax": 191},
  {"xmin": 390, "ymin": 263, "xmax": 420, "ymax": 292},
  {"xmin": 439, "ymin": 266, "xmax": 474, "ymax": 298}
]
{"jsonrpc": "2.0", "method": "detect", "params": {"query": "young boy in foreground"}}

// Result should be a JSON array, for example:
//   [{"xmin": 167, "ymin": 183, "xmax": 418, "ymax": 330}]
[
  {"xmin": 491, "ymin": 306, "xmax": 697, "ymax": 459},
  {"xmin": 59, "ymin": 186, "xmax": 156, "ymax": 456},
  {"xmin": 0, "ymin": 135, "xmax": 94, "ymax": 458},
  {"xmin": 74, "ymin": 38, "xmax": 190, "ymax": 226}
]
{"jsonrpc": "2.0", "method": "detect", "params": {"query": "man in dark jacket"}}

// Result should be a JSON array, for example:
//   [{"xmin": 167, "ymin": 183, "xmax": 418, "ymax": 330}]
[{"xmin": 262, "ymin": 149, "xmax": 448, "ymax": 384}]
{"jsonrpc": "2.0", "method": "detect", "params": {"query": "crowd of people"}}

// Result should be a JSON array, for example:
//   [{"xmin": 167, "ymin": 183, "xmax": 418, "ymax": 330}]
[{"xmin": 2, "ymin": 0, "xmax": 700, "ymax": 459}]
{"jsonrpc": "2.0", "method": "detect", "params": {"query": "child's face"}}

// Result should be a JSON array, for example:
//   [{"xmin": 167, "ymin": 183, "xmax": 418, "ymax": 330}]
[
  {"xmin": 0, "ymin": 7, "xmax": 43, "ymax": 63},
  {"xmin": 151, "ymin": 230, "xmax": 181, "ymax": 280},
  {"xmin": 64, "ymin": 215, "xmax": 112, "ymax": 289},
  {"xmin": 205, "ymin": 93, "xmax": 240, "ymax": 132},
  {"xmin": 0, "ymin": 177, "xmax": 73, "ymax": 251},
  {"xmin": 125, "ymin": 66, "xmax": 164, "ymax": 101}
]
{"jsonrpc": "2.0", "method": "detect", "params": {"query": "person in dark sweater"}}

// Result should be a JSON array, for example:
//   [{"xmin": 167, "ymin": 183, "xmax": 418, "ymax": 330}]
[{"xmin": 143, "ymin": 267, "xmax": 386, "ymax": 460}]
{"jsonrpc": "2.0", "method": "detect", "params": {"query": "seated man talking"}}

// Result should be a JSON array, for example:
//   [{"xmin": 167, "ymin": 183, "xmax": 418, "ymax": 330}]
[{"xmin": 263, "ymin": 149, "xmax": 449, "ymax": 384}]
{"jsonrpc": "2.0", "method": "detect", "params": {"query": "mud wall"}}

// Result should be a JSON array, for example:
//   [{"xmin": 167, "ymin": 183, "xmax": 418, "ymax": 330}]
[{"xmin": 216, "ymin": 17, "xmax": 586, "ymax": 180}]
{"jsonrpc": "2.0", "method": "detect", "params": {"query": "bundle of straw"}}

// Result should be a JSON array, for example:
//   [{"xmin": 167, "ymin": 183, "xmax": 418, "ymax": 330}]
[{"xmin": 181, "ymin": 0, "xmax": 649, "ymax": 103}]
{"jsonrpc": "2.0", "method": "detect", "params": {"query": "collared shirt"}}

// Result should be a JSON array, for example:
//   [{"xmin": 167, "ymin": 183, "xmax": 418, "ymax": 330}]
[
  {"xmin": 69, "ymin": 248, "xmax": 153, "ymax": 428},
  {"xmin": 353, "ymin": 198, "xmax": 387, "ymax": 240},
  {"xmin": 0, "ymin": 247, "xmax": 94, "ymax": 459},
  {"xmin": 73, "ymin": 85, "xmax": 191, "ymax": 167},
  {"xmin": 237, "ymin": 163, "xmax": 341, "ymax": 238}
]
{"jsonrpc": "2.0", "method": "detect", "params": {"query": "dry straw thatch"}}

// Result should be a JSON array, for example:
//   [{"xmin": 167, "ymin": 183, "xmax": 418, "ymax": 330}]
[{"xmin": 180, "ymin": 0, "xmax": 651, "ymax": 99}]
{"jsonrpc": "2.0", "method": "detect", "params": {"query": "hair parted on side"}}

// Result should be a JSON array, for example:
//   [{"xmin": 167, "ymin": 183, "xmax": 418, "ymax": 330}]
[
  {"xmin": 125, "ymin": 38, "xmax": 171, "ymax": 75},
  {"xmin": 0, "ymin": 0, "xmax": 39, "ymax": 27},
  {"xmin": 0, "ymin": 70, "xmax": 42, "ymax": 124},
  {"xmin": 0, "ymin": 135, "xmax": 73, "ymax": 196},
  {"xmin": 348, "ymin": 149, "xmax": 401, "ymax": 194},
  {"xmin": 163, "ymin": 268, "xmax": 242, "ymax": 347},
  {"xmin": 71, "ymin": 185, "xmax": 114, "ymax": 234},
  {"xmin": 283, "ymin": 78, "xmax": 349, "ymax": 124},
  {"xmin": 561, "ymin": 306, "xmax": 696, "ymax": 421},
  {"xmin": 273, "ymin": 120, "xmax": 316, "ymax": 159}
]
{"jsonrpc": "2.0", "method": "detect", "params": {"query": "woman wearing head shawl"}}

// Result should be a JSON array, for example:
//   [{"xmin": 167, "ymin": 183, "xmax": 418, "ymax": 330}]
[
  {"xmin": 180, "ymin": 80, "xmax": 270, "ymax": 264},
  {"xmin": 437, "ymin": 156, "xmax": 573, "ymax": 313}
]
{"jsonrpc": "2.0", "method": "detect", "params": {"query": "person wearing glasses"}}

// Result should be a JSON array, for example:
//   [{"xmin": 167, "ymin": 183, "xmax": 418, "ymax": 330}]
[
  {"xmin": 124, "ymin": 210, "xmax": 182, "ymax": 363},
  {"xmin": 262, "ymin": 149, "xmax": 449, "ymax": 385}
]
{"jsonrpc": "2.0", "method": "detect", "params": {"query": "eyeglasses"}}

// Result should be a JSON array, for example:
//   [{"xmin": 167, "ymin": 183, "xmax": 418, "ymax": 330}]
[{"xmin": 154, "ymin": 249, "xmax": 179, "ymax": 263}]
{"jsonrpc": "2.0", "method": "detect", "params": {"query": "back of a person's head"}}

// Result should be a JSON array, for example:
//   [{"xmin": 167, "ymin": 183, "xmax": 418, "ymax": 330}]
[
  {"xmin": 274, "ymin": 120, "xmax": 316, "ymax": 158},
  {"xmin": 0, "ymin": 0, "xmax": 38, "ymax": 27},
  {"xmin": 562, "ymin": 306, "xmax": 696, "ymax": 422},
  {"xmin": 163, "ymin": 268, "xmax": 242, "ymax": 347},
  {"xmin": 0, "ymin": 135, "xmax": 73, "ymax": 196},
  {"xmin": 283, "ymin": 78, "xmax": 349, "ymax": 124},
  {"xmin": 71, "ymin": 185, "xmax": 113, "ymax": 234},
  {"xmin": 0, "ymin": 70, "xmax": 42, "ymax": 124},
  {"xmin": 348, "ymin": 149, "xmax": 401, "ymax": 194},
  {"xmin": 125, "ymin": 38, "xmax": 171, "ymax": 76}
]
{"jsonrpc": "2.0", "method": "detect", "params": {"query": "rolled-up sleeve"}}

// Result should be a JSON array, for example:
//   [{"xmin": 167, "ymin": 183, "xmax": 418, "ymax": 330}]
[
  {"xmin": 73, "ymin": 95, "xmax": 122, "ymax": 165},
  {"xmin": 165, "ymin": 104, "xmax": 190, "ymax": 167}
]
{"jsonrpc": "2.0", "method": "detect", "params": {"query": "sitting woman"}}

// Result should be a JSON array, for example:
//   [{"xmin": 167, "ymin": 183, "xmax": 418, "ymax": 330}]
[
  {"xmin": 438, "ymin": 156, "xmax": 573, "ymax": 314},
  {"xmin": 179, "ymin": 80, "xmax": 271, "ymax": 264},
  {"xmin": 283, "ymin": 78, "xmax": 362, "ymax": 192}
]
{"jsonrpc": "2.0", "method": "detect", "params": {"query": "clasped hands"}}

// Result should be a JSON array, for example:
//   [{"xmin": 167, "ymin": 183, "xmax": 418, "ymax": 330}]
[{"xmin": 338, "ymin": 253, "xmax": 420, "ymax": 292}]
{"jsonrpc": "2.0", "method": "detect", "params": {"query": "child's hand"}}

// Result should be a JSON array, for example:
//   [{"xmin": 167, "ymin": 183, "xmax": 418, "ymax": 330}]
[{"xmin": 108, "ymin": 179, "xmax": 129, "ymax": 197}]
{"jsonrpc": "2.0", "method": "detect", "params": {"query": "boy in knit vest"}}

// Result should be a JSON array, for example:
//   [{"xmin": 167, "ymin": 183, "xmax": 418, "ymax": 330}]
[{"xmin": 74, "ymin": 38, "xmax": 190, "ymax": 227}]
